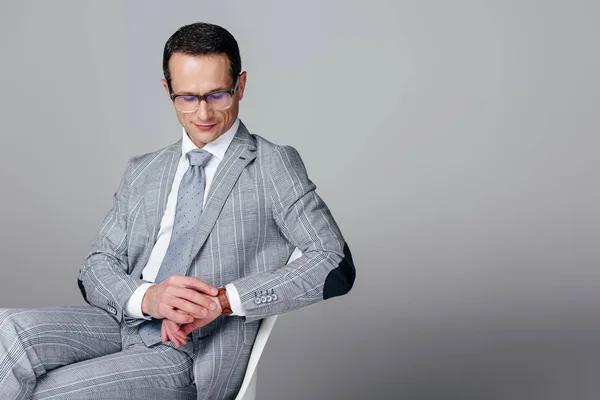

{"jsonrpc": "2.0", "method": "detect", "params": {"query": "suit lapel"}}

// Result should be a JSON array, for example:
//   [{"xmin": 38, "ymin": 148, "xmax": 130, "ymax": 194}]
[
  {"xmin": 144, "ymin": 141, "xmax": 181, "ymax": 244},
  {"xmin": 189, "ymin": 123, "xmax": 257, "ymax": 261}
]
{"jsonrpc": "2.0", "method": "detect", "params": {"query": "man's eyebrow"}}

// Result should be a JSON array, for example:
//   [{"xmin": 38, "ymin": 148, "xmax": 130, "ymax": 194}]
[{"xmin": 173, "ymin": 87, "xmax": 230, "ymax": 96}]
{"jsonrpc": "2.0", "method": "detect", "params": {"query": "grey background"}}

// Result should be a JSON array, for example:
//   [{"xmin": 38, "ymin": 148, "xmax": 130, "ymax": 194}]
[{"xmin": 0, "ymin": 1, "xmax": 599, "ymax": 399}]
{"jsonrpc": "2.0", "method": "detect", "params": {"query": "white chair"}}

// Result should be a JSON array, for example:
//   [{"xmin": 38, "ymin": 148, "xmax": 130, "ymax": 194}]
[
  {"xmin": 235, "ymin": 247, "xmax": 299, "ymax": 399},
  {"xmin": 234, "ymin": 315, "xmax": 278, "ymax": 400}
]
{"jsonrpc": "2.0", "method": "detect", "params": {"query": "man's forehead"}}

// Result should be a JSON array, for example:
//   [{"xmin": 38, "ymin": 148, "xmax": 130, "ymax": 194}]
[
  {"xmin": 169, "ymin": 53, "xmax": 230, "ymax": 74},
  {"xmin": 169, "ymin": 53, "xmax": 232, "ymax": 91}
]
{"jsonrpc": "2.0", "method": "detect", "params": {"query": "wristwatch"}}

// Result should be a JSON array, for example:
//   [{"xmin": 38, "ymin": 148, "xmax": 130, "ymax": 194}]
[{"xmin": 217, "ymin": 287, "xmax": 232, "ymax": 316}]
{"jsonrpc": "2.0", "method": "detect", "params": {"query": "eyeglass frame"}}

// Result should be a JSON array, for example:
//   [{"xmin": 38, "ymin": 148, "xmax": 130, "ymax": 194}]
[{"xmin": 169, "ymin": 76, "xmax": 240, "ymax": 113}]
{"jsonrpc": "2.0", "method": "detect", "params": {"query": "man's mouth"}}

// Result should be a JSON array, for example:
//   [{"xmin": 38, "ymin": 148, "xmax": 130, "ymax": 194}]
[{"xmin": 194, "ymin": 123, "xmax": 216, "ymax": 131}]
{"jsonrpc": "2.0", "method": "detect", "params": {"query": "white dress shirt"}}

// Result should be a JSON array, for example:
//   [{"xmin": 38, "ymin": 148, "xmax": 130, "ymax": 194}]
[{"xmin": 125, "ymin": 118, "xmax": 245, "ymax": 318}]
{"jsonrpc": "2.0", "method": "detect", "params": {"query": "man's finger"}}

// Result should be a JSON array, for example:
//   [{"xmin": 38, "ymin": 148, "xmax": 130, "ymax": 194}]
[
  {"xmin": 175, "ymin": 276, "xmax": 219, "ymax": 296},
  {"xmin": 180, "ymin": 322, "xmax": 193, "ymax": 336},
  {"xmin": 171, "ymin": 290, "xmax": 217, "ymax": 316},
  {"xmin": 181, "ymin": 318, "xmax": 205, "ymax": 336},
  {"xmin": 166, "ymin": 308, "xmax": 195, "ymax": 325},
  {"xmin": 165, "ymin": 320, "xmax": 185, "ymax": 347},
  {"xmin": 174, "ymin": 287, "xmax": 219, "ymax": 312},
  {"xmin": 161, "ymin": 321, "xmax": 167, "ymax": 343},
  {"xmin": 166, "ymin": 324, "xmax": 181, "ymax": 348},
  {"xmin": 170, "ymin": 312, "xmax": 190, "ymax": 342},
  {"xmin": 170, "ymin": 298, "xmax": 207, "ymax": 319},
  {"xmin": 168, "ymin": 321, "xmax": 187, "ymax": 344}
]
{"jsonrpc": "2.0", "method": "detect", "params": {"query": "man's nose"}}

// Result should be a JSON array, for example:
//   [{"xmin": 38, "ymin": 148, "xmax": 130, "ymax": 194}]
[{"xmin": 195, "ymin": 100, "xmax": 212, "ymax": 120}]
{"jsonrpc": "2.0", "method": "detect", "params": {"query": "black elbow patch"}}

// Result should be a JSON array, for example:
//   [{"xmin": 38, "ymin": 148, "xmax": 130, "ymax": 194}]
[
  {"xmin": 78, "ymin": 279, "xmax": 90, "ymax": 305},
  {"xmin": 323, "ymin": 243, "xmax": 356, "ymax": 299}
]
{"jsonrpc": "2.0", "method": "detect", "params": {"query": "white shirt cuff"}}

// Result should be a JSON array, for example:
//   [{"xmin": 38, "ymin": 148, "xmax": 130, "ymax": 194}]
[
  {"xmin": 124, "ymin": 282, "xmax": 154, "ymax": 319},
  {"xmin": 225, "ymin": 283, "xmax": 245, "ymax": 316}
]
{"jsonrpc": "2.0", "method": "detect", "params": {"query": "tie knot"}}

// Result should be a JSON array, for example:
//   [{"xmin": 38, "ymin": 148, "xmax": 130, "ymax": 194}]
[{"xmin": 187, "ymin": 149, "xmax": 212, "ymax": 167}]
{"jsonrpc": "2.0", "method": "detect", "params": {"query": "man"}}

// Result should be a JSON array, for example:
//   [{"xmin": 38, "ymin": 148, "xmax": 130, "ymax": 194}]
[{"xmin": 0, "ymin": 22, "xmax": 355, "ymax": 399}]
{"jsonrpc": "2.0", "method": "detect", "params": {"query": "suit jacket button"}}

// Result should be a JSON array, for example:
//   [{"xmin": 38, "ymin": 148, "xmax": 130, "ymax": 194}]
[
  {"xmin": 261, "ymin": 296, "xmax": 267, "ymax": 303},
  {"xmin": 271, "ymin": 294, "xmax": 278, "ymax": 301},
  {"xmin": 254, "ymin": 298, "xmax": 262, "ymax": 305}
]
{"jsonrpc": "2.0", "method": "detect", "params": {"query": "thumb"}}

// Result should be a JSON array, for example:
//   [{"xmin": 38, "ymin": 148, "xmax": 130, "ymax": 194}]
[{"xmin": 181, "ymin": 319, "xmax": 204, "ymax": 336}]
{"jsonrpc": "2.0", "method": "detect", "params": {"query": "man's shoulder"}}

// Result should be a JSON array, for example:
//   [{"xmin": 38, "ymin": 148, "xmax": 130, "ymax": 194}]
[
  {"xmin": 251, "ymin": 133, "xmax": 277, "ymax": 155},
  {"xmin": 249, "ymin": 132, "xmax": 300, "ymax": 162}
]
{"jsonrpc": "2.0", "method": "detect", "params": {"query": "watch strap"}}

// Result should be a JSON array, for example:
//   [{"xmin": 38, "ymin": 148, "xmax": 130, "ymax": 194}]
[{"xmin": 217, "ymin": 287, "xmax": 232, "ymax": 316}]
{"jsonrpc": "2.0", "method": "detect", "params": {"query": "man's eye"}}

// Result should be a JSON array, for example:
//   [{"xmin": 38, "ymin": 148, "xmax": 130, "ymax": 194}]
[
  {"xmin": 180, "ymin": 96, "xmax": 197, "ymax": 102},
  {"xmin": 208, "ymin": 92, "xmax": 227, "ymax": 100}
]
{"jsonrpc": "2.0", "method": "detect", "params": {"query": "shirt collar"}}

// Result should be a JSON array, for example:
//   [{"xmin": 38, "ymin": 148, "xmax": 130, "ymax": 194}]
[{"xmin": 181, "ymin": 118, "xmax": 240, "ymax": 161}]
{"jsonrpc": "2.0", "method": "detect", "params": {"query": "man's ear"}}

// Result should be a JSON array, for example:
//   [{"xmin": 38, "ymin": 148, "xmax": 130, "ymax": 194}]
[
  {"xmin": 237, "ymin": 71, "xmax": 247, "ymax": 101},
  {"xmin": 160, "ymin": 79, "xmax": 172, "ymax": 102}
]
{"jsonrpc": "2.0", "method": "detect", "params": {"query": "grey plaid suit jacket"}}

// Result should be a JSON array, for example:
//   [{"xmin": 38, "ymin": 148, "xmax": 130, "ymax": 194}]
[{"xmin": 77, "ymin": 121, "xmax": 355, "ymax": 399}]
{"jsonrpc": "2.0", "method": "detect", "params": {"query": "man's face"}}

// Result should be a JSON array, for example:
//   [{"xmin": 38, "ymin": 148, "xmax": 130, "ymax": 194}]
[{"xmin": 162, "ymin": 53, "xmax": 246, "ymax": 148}]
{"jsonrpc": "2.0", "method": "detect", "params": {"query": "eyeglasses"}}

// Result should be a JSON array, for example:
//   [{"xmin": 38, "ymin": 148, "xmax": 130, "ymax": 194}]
[{"xmin": 170, "ymin": 77, "xmax": 239, "ymax": 113}]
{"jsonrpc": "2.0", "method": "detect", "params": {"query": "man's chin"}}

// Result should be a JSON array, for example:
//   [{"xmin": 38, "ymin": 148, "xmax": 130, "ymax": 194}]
[{"xmin": 186, "ymin": 127, "xmax": 221, "ymax": 148}]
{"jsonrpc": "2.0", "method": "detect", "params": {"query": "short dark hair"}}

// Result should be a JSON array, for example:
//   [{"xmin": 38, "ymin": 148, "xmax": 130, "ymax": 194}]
[{"xmin": 162, "ymin": 22, "xmax": 242, "ymax": 93}]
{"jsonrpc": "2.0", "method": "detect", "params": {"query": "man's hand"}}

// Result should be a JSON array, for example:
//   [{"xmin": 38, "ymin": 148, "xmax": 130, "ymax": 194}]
[
  {"xmin": 160, "ymin": 297, "xmax": 222, "ymax": 347},
  {"xmin": 141, "ymin": 275, "xmax": 219, "ymax": 324}
]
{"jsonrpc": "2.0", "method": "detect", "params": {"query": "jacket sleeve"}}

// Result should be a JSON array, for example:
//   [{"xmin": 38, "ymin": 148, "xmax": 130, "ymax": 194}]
[
  {"xmin": 231, "ymin": 145, "xmax": 356, "ymax": 322},
  {"xmin": 77, "ymin": 158, "xmax": 146, "ymax": 326}
]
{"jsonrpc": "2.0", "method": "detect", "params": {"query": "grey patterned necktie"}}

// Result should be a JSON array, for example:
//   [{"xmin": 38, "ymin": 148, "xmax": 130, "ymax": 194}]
[{"xmin": 139, "ymin": 148, "xmax": 212, "ymax": 346}]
